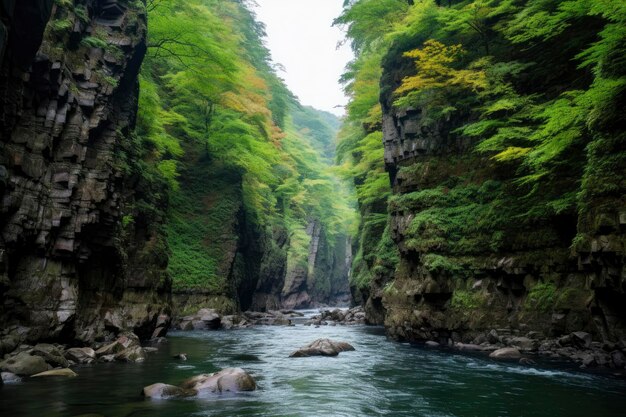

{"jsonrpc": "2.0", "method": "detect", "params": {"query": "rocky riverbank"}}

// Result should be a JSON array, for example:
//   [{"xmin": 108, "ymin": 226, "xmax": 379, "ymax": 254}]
[
  {"xmin": 0, "ymin": 331, "xmax": 162, "ymax": 384},
  {"xmin": 424, "ymin": 329, "xmax": 626, "ymax": 372}
]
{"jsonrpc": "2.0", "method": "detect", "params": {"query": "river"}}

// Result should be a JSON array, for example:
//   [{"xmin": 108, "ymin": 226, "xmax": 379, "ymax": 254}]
[{"xmin": 1, "ymin": 310, "xmax": 625, "ymax": 417}]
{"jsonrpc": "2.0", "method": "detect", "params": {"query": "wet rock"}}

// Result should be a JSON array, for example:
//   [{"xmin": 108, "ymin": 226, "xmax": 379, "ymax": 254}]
[
  {"xmin": 32, "ymin": 343, "xmax": 70, "ymax": 368},
  {"xmin": 456, "ymin": 343, "xmax": 485, "ymax": 351},
  {"xmin": 489, "ymin": 347, "xmax": 522, "ymax": 360},
  {"xmin": 0, "ymin": 352, "xmax": 48, "ymax": 375},
  {"xmin": 65, "ymin": 347, "xmax": 96, "ymax": 364},
  {"xmin": 571, "ymin": 332, "xmax": 592, "ymax": 349},
  {"xmin": 143, "ymin": 383, "xmax": 196, "ymax": 399},
  {"xmin": 115, "ymin": 346, "xmax": 145, "ymax": 363},
  {"xmin": 31, "ymin": 368, "xmax": 78, "ymax": 378},
  {"xmin": 611, "ymin": 350, "xmax": 625, "ymax": 368},
  {"xmin": 99, "ymin": 354, "xmax": 116, "ymax": 363},
  {"xmin": 181, "ymin": 368, "xmax": 257, "ymax": 394},
  {"xmin": 173, "ymin": 353, "xmax": 188, "ymax": 361},
  {"xmin": 425, "ymin": 341, "xmax": 440, "ymax": 348},
  {"xmin": 143, "ymin": 347, "xmax": 158, "ymax": 354},
  {"xmin": 519, "ymin": 358, "xmax": 537, "ymax": 366},
  {"xmin": 509, "ymin": 337, "xmax": 536, "ymax": 351},
  {"xmin": 1, "ymin": 372, "xmax": 21, "ymax": 383},
  {"xmin": 289, "ymin": 339, "xmax": 355, "ymax": 357}
]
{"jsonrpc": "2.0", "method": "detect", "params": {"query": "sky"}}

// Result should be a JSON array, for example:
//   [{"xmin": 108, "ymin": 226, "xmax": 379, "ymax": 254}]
[{"xmin": 253, "ymin": 0, "xmax": 354, "ymax": 116}]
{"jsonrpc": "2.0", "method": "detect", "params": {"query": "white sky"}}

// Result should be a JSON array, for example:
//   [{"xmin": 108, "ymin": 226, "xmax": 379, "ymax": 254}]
[{"xmin": 253, "ymin": 0, "xmax": 354, "ymax": 116}]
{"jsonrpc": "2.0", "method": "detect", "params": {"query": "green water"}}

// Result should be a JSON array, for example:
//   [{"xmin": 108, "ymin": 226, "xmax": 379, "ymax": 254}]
[{"xmin": 1, "ymin": 316, "xmax": 625, "ymax": 416}]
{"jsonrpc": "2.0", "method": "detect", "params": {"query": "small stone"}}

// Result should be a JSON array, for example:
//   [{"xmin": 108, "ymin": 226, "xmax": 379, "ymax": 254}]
[
  {"xmin": 173, "ymin": 353, "xmax": 187, "ymax": 361},
  {"xmin": 425, "ymin": 341, "xmax": 440, "ymax": 348}
]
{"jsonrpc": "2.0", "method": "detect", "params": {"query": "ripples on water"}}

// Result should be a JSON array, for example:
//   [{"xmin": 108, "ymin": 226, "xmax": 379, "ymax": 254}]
[{"xmin": 1, "ymin": 310, "xmax": 625, "ymax": 417}]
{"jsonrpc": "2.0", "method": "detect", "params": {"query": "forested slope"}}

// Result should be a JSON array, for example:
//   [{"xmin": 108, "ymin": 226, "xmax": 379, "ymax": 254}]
[
  {"xmin": 337, "ymin": 0, "xmax": 626, "ymax": 343},
  {"xmin": 138, "ymin": 0, "xmax": 356, "ymax": 314}
]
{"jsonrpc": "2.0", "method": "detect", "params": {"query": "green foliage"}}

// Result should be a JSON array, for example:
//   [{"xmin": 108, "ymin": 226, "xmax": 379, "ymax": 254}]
[
  {"xmin": 138, "ymin": 0, "xmax": 357, "ymax": 292},
  {"xmin": 525, "ymin": 282, "xmax": 558, "ymax": 312},
  {"xmin": 450, "ymin": 290, "xmax": 483, "ymax": 310},
  {"xmin": 81, "ymin": 36, "xmax": 108, "ymax": 49}
]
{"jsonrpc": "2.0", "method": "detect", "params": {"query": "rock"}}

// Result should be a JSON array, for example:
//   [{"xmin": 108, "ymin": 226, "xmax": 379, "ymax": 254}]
[
  {"xmin": 99, "ymin": 354, "xmax": 116, "ymax": 363},
  {"xmin": 489, "ymin": 347, "xmax": 522, "ymax": 360},
  {"xmin": 509, "ymin": 337, "xmax": 536, "ymax": 351},
  {"xmin": 456, "ymin": 343, "xmax": 485, "ymax": 351},
  {"xmin": 115, "ymin": 346, "xmax": 145, "ymax": 363},
  {"xmin": 32, "ymin": 343, "xmax": 70, "ymax": 368},
  {"xmin": 173, "ymin": 353, "xmax": 188, "ymax": 361},
  {"xmin": 143, "ymin": 347, "xmax": 158, "ymax": 354},
  {"xmin": 425, "ymin": 341, "xmax": 440, "ymax": 348},
  {"xmin": 181, "ymin": 368, "xmax": 257, "ymax": 394},
  {"xmin": 519, "ymin": 358, "xmax": 537, "ymax": 366},
  {"xmin": 179, "ymin": 321, "xmax": 194, "ymax": 331},
  {"xmin": 197, "ymin": 309, "xmax": 221, "ymax": 329},
  {"xmin": 65, "ymin": 347, "xmax": 97, "ymax": 364},
  {"xmin": 1, "ymin": 352, "xmax": 49, "ymax": 375},
  {"xmin": 143, "ymin": 383, "xmax": 196, "ymax": 399},
  {"xmin": 95, "ymin": 341, "xmax": 124, "ymax": 357},
  {"xmin": 611, "ymin": 350, "xmax": 625, "ymax": 368},
  {"xmin": 0, "ymin": 335, "xmax": 20, "ymax": 356},
  {"xmin": 581, "ymin": 353, "xmax": 596, "ymax": 367},
  {"xmin": 571, "ymin": 332, "xmax": 592, "ymax": 349},
  {"xmin": 31, "ymin": 368, "xmax": 78, "ymax": 378},
  {"xmin": 289, "ymin": 339, "xmax": 355, "ymax": 357},
  {"xmin": 487, "ymin": 329, "xmax": 499, "ymax": 344},
  {"xmin": 1, "ymin": 372, "xmax": 21, "ymax": 383}
]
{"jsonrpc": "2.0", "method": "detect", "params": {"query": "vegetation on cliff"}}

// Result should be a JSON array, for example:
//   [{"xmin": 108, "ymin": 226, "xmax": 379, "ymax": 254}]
[
  {"xmin": 336, "ymin": 0, "xmax": 625, "ymax": 290},
  {"xmin": 135, "ymin": 0, "xmax": 356, "ymax": 299}
]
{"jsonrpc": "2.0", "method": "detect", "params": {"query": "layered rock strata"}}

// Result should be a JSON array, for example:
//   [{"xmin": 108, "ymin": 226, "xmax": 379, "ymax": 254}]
[{"xmin": 0, "ymin": 0, "xmax": 170, "ymax": 348}]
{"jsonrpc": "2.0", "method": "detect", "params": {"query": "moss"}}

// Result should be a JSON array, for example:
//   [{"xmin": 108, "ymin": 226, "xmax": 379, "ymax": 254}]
[
  {"xmin": 449, "ymin": 290, "xmax": 483, "ymax": 310},
  {"xmin": 525, "ymin": 282, "xmax": 558, "ymax": 312},
  {"xmin": 81, "ymin": 36, "xmax": 108, "ymax": 49}
]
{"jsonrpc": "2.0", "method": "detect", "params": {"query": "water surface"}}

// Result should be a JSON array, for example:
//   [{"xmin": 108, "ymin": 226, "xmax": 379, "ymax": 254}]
[{"xmin": 1, "ymin": 312, "xmax": 625, "ymax": 416}]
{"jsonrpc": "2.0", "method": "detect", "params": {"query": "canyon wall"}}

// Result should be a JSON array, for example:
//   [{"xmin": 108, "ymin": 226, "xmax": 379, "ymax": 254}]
[
  {"xmin": 377, "ymin": 47, "xmax": 626, "ymax": 345},
  {"xmin": 0, "ymin": 0, "xmax": 170, "ymax": 350}
]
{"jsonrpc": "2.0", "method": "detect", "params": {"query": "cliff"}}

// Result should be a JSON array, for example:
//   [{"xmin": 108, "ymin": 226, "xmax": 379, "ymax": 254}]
[
  {"xmin": 377, "ymin": 33, "xmax": 626, "ymax": 345},
  {"xmin": 0, "ymin": 0, "xmax": 170, "ymax": 350}
]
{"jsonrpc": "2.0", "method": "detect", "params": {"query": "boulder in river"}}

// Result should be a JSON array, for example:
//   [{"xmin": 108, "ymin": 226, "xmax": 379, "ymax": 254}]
[
  {"xmin": 0, "ymin": 352, "xmax": 48, "ymax": 376},
  {"xmin": 489, "ymin": 347, "xmax": 522, "ymax": 360},
  {"xmin": 31, "ymin": 368, "xmax": 78, "ymax": 378},
  {"xmin": 289, "ymin": 338, "xmax": 355, "ymax": 357},
  {"xmin": 181, "ymin": 368, "xmax": 257, "ymax": 395},
  {"xmin": 143, "ymin": 383, "xmax": 196, "ymax": 399}
]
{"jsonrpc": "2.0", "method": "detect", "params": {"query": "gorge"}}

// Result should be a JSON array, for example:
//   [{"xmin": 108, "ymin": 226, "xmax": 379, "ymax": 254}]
[{"xmin": 1, "ymin": 0, "xmax": 625, "ymax": 416}]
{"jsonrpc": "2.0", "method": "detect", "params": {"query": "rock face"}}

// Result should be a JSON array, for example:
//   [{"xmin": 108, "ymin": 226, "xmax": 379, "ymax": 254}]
[
  {"xmin": 0, "ymin": 1, "xmax": 170, "ymax": 346},
  {"xmin": 375, "ymin": 44, "xmax": 626, "ymax": 347},
  {"xmin": 289, "ymin": 338, "xmax": 355, "ymax": 357}
]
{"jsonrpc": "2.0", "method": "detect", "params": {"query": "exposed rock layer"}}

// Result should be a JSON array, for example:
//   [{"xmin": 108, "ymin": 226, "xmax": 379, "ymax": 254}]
[{"xmin": 0, "ymin": 0, "xmax": 170, "ymax": 347}]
